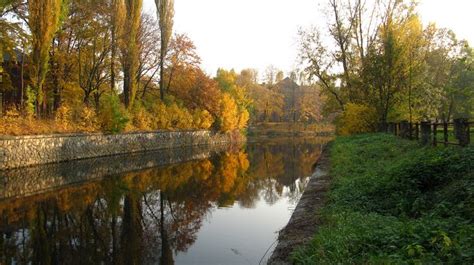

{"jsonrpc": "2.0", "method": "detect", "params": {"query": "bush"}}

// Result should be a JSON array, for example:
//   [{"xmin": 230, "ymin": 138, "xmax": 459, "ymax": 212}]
[
  {"xmin": 336, "ymin": 103, "xmax": 378, "ymax": 135},
  {"xmin": 131, "ymin": 103, "xmax": 154, "ymax": 130},
  {"xmin": 25, "ymin": 86, "xmax": 36, "ymax": 119},
  {"xmin": 99, "ymin": 94, "xmax": 129, "ymax": 133},
  {"xmin": 77, "ymin": 106, "xmax": 100, "ymax": 132},
  {"xmin": 193, "ymin": 109, "xmax": 214, "ymax": 129},
  {"xmin": 55, "ymin": 104, "xmax": 73, "ymax": 131}
]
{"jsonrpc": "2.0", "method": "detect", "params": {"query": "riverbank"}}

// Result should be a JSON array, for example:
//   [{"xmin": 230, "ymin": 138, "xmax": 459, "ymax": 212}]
[
  {"xmin": 291, "ymin": 133, "xmax": 474, "ymax": 263},
  {"xmin": 0, "ymin": 130, "xmax": 241, "ymax": 169},
  {"xmin": 268, "ymin": 144, "xmax": 332, "ymax": 265}
]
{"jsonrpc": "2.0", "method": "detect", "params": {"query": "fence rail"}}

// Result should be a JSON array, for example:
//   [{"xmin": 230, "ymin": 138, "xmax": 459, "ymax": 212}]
[{"xmin": 386, "ymin": 118, "xmax": 472, "ymax": 147}]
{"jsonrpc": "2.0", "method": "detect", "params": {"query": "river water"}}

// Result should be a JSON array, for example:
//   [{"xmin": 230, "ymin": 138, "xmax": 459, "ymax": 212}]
[{"xmin": 0, "ymin": 136, "xmax": 329, "ymax": 265}]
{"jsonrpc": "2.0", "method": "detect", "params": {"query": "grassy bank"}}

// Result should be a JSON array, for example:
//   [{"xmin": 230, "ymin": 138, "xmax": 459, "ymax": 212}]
[{"xmin": 292, "ymin": 133, "xmax": 474, "ymax": 264}]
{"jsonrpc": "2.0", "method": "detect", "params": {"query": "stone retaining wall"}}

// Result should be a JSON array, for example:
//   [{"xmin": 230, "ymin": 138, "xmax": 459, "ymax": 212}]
[{"xmin": 0, "ymin": 130, "xmax": 231, "ymax": 170}]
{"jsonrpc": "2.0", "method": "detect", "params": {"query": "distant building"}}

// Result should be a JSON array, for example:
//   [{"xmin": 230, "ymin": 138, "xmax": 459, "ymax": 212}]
[{"xmin": 272, "ymin": 77, "xmax": 321, "ymax": 123}]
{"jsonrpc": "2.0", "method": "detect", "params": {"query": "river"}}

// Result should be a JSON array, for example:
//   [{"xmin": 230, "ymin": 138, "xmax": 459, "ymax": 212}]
[{"xmin": 0, "ymin": 136, "xmax": 329, "ymax": 265}]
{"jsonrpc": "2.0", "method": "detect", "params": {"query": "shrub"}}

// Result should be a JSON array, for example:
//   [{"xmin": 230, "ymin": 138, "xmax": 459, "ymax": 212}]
[
  {"xmin": 167, "ymin": 103, "xmax": 194, "ymax": 129},
  {"xmin": 78, "ymin": 106, "xmax": 100, "ymax": 132},
  {"xmin": 55, "ymin": 104, "xmax": 73, "ymax": 131},
  {"xmin": 25, "ymin": 86, "xmax": 36, "ymax": 119},
  {"xmin": 193, "ymin": 109, "xmax": 214, "ymax": 129},
  {"xmin": 99, "ymin": 94, "xmax": 129, "ymax": 133},
  {"xmin": 336, "ymin": 103, "xmax": 378, "ymax": 135},
  {"xmin": 131, "ymin": 104, "xmax": 154, "ymax": 130}
]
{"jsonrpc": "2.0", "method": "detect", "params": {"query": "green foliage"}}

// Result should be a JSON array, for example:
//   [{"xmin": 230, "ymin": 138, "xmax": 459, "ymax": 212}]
[
  {"xmin": 99, "ymin": 94, "xmax": 129, "ymax": 133},
  {"xmin": 293, "ymin": 134, "xmax": 474, "ymax": 264},
  {"xmin": 28, "ymin": 0, "xmax": 66, "ymax": 111},
  {"xmin": 25, "ymin": 86, "xmax": 36, "ymax": 119},
  {"xmin": 299, "ymin": 1, "xmax": 474, "ymax": 131}
]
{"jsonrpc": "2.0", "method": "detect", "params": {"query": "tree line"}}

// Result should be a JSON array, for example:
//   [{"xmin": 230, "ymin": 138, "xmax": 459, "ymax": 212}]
[
  {"xmin": 298, "ymin": 0, "xmax": 474, "ymax": 134},
  {"xmin": 0, "ymin": 0, "xmax": 252, "ymax": 134}
]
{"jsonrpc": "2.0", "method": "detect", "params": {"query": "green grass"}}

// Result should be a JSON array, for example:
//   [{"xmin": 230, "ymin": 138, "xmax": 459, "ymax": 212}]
[{"xmin": 292, "ymin": 133, "xmax": 474, "ymax": 264}]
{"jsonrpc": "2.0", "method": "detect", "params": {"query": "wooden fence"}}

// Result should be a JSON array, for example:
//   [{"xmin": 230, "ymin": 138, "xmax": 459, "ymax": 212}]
[{"xmin": 386, "ymin": 118, "xmax": 472, "ymax": 147}]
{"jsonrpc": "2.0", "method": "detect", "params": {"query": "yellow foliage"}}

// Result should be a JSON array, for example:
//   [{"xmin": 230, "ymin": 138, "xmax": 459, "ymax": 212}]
[
  {"xmin": 55, "ymin": 104, "xmax": 73, "ymax": 131},
  {"xmin": 150, "ymin": 102, "xmax": 171, "ymax": 129},
  {"xmin": 168, "ymin": 103, "xmax": 194, "ymax": 129},
  {"xmin": 336, "ymin": 103, "xmax": 378, "ymax": 135},
  {"xmin": 132, "ymin": 105, "xmax": 154, "ymax": 130},
  {"xmin": 238, "ymin": 109, "xmax": 250, "ymax": 130},
  {"xmin": 219, "ymin": 93, "xmax": 239, "ymax": 132},
  {"xmin": 193, "ymin": 109, "xmax": 214, "ymax": 129},
  {"xmin": 77, "ymin": 106, "xmax": 100, "ymax": 132}
]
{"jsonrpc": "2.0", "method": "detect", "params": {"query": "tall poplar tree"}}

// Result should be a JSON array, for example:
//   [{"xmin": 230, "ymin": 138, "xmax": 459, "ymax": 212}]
[
  {"xmin": 155, "ymin": 0, "xmax": 174, "ymax": 100},
  {"xmin": 122, "ymin": 0, "xmax": 142, "ymax": 108},
  {"xmin": 27, "ymin": 0, "xmax": 66, "ymax": 116}
]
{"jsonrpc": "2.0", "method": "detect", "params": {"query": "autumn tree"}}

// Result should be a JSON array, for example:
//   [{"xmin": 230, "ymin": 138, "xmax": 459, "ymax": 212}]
[
  {"xmin": 121, "ymin": 0, "xmax": 142, "ymax": 108},
  {"xmin": 27, "ymin": 0, "xmax": 68, "ymax": 115},
  {"xmin": 165, "ymin": 33, "xmax": 201, "ymax": 92},
  {"xmin": 73, "ymin": 1, "xmax": 112, "ymax": 108},
  {"xmin": 297, "ymin": 0, "xmax": 474, "ymax": 132},
  {"xmin": 109, "ymin": 0, "xmax": 125, "ymax": 92},
  {"xmin": 247, "ymin": 84, "xmax": 284, "ymax": 122},
  {"xmin": 275, "ymin": 71, "xmax": 284, "ymax": 83},
  {"xmin": 215, "ymin": 69, "xmax": 251, "ymax": 131},
  {"xmin": 264, "ymin": 65, "xmax": 278, "ymax": 86},
  {"xmin": 0, "ymin": 0, "xmax": 252, "ymax": 135},
  {"xmin": 236, "ymin": 68, "xmax": 258, "ymax": 88},
  {"xmin": 155, "ymin": 0, "xmax": 174, "ymax": 100},
  {"xmin": 137, "ymin": 14, "xmax": 161, "ymax": 98}
]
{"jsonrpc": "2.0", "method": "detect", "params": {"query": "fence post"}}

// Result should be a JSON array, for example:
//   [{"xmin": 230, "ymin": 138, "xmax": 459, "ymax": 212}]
[
  {"xmin": 420, "ymin": 121, "xmax": 431, "ymax": 146},
  {"xmin": 433, "ymin": 123, "xmax": 438, "ymax": 146},
  {"xmin": 454, "ymin": 118, "xmax": 470, "ymax": 147},
  {"xmin": 415, "ymin": 123, "xmax": 420, "ymax": 140},
  {"xmin": 443, "ymin": 122, "xmax": 448, "ymax": 147},
  {"xmin": 387, "ymin": 122, "xmax": 393, "ymax": 134},
  {"xmin": 399, "ymin": 121, "xmax": 409, "ymax": 139},
  {"xmin": 409, "ymin": 122, "xmax": 413, "ymax": 139}
]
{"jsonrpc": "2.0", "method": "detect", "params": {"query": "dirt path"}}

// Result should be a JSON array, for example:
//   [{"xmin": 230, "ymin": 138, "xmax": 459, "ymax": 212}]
[{"xmin": 267, "ymin": 144, "xmax": 332, "ymax": 265}]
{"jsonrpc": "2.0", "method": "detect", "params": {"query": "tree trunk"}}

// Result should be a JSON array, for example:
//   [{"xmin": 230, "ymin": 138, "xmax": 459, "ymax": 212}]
[
  {"xmin": 159, "ymin": 51, "xmax": 165, "ymax": 101},
  {"xmin": 123, "ymin": 63, "xmax": 131, "ymax": 107}
]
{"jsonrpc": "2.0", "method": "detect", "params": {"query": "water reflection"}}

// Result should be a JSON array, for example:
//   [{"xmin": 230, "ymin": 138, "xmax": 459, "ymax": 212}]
[{"xmin": 0, "ymin": 136, "xmax": 328, "ymax": 264}]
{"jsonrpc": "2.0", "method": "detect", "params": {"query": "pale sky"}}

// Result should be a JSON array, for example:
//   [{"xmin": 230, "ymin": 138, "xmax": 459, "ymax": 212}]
[{"xmin": 143, "ymin": 0, "xmax": 474, "ymax": 76}]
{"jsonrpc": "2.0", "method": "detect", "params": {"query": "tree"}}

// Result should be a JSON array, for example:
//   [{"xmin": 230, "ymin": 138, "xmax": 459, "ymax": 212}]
[
  {"xmin": 275, "ymin": 71, "xmax": 284, "ymax": 83},
  {"xmin": 165, "ymin": 33, "xmax": 201, "ymax": 93},
  {"xmin": 27, "ymin": 0, "xmax": 68, "ymax": 115},
  {"xmin": 247, "ymin": 84, "xmax": 284, "ymax": 122},
  {"xmin": 121, "ymin": 0, "xmax": 142, "ymax": 108},
  {"xmin": 237, "ymin": 68, "xmax": 258, "ymax": 88},
  {"xmin": 264, "ymin": 65, "xmax": 278, "ymax": 86},
  {"xmin": 109, "ymin": 0, "xmax": 125, "ymax": 92},
  {"xmin": 155, "ymin": 0, "xmax": 174, "ymax": 100},
  {"xmin": 137, "ymin": 13, "xmax": 161, "ymax": 99},
  {"xmin": 298, "ymin": 0, "xmax": 457, "ymax": 130}
]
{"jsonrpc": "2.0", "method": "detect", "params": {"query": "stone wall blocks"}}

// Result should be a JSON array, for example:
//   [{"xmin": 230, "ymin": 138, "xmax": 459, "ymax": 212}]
[{"xmin": 0, "ymin": 130, "xmax": 231, "ymax": 170}]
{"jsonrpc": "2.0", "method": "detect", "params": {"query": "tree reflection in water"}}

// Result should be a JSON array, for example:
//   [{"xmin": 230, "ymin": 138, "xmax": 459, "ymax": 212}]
[{"xmin": 0, "ymin": 136, "xmax": 327, "ymax": 264}]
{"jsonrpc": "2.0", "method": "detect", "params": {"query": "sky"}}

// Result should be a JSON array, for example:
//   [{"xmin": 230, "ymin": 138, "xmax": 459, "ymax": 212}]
[{"xmin": 143, "ymin": 0, "xmax": 474, "ymax": 77}]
